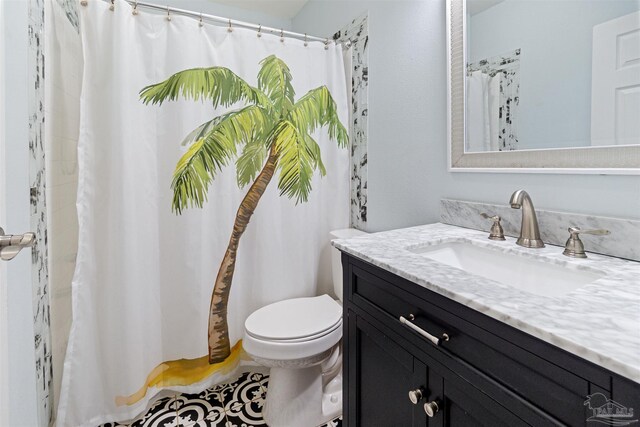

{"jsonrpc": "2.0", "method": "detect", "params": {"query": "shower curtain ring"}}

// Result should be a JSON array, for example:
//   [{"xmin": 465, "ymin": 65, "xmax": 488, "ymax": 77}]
[
  {"xmin": 109, "ymin": 0, "xmax": 114, "ymax": 11},
  {"xmin": 228, "ymin": 19, "xmax": 233, "ymax": 32},
  {"xmin": 80, "ymin": 0, "xmax": 88, "ymax": 6},
  {"xmin": 324, "ymin": 37, "xmax": 329, "ymax": 50},
  {"xmin": 257, "ymin": 25, "xmax": 262, "ymax": 38},
  {"xmin": 304, "ymin": 33, "xmax": 308, "ymax": 47},
  {"xmin": 280, "ymin": 29, "xmax": 285, "ymax": 43},
  {"xmin": 199, "ymin": 13, "xmax": 204, "ymax": 27},
  {"xmin": 166, "ymin": 6, "xmax": 171, "ymax": 21},
  {"xmin": 132, "ymin": 1, "xmax": 138, "ymax": 15}
]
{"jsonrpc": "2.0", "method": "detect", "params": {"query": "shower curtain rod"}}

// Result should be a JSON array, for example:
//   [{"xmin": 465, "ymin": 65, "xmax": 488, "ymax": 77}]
[{"xmin": 102, "ymin": 0, "xmax": 331, "ymax": 44}]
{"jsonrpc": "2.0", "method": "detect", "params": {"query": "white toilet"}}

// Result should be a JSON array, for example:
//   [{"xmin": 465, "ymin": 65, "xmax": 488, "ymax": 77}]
[{"xmin": 243, "ymin": 228, "xmax": 367, "ymax": 427}]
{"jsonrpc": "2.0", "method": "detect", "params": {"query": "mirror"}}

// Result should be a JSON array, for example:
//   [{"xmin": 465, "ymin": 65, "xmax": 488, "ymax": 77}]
[{"xmin": 447, "ymin": 0, "xmax": 640, "ymax": 172}]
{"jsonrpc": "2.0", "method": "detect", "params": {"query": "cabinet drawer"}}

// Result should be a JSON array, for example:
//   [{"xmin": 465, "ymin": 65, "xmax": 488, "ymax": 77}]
[{"xmin": 348, "ymin": 262, "xmax": 593, "ymax": 426}]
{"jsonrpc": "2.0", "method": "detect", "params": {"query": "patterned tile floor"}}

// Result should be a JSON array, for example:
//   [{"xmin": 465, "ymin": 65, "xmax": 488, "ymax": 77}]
[{"xmin": 101, "ymin": 371, "xmax": 343, "ymax": 427}]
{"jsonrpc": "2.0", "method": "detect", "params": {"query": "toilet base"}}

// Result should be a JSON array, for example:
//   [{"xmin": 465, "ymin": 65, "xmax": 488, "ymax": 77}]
[{"xmin": 263, "ymin": 365, "xmax": 341, "ymax": 427}]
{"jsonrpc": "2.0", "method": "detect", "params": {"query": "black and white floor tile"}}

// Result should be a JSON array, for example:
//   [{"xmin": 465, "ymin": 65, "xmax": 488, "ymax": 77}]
[{"xmin": 100, "ymin": 371, "xmax": 343, "ymax": 427}]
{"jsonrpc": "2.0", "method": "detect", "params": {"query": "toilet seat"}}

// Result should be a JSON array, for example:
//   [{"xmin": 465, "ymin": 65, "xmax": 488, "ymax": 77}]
[
  {"xmin": 246, "ymin": 320, "xmax": 342, "ymax": 343},
  {"xmin": 243, "ymin": 295, "xmax": 343, "ymax": 361},
  {"xmin": 245, "ymin": 294, "xmax": 342, "ymax": 341}
]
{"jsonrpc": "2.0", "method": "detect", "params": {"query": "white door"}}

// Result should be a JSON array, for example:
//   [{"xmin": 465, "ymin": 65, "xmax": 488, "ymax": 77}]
[
  {"xmin": 0, "ymin": 1, "xmax": 8, "ymax": 422},
  {"xmin": 1, "ymin": 1, "xmax": 41, "ymax": 426},
  {"xmin": 591, "ymin": 10, "xmax": 640, "ymax": 146}
]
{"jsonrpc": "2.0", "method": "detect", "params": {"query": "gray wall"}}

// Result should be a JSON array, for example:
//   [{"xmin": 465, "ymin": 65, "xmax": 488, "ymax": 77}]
[
  {"xmin": 293, "ymin": 0, "xmax": 640, "ymax": 232},
  {"xmin": 3, "ymin": 0, "xmax": 40, "ymax": 425}
]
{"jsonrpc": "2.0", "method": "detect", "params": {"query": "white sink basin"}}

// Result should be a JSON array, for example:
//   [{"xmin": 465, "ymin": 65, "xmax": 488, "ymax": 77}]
[{"xmin": 408, "ymin": 241, "xmax": 605, "ymax": 297}]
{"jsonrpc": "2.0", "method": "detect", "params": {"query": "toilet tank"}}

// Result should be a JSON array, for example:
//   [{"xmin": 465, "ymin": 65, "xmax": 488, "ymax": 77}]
[{"xmin": 330, "ymin": 228, "xmax": 368, "ymax": 301}]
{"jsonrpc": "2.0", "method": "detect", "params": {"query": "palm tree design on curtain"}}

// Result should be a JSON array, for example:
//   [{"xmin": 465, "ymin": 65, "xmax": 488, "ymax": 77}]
[{"xmin": 140, "ymin": 55, "xmax": 348, "ymax": 365}]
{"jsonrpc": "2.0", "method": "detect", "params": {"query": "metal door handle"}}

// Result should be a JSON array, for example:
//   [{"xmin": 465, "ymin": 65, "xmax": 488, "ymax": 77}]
[
  {"xmin": 399, "ymin": 314, "xmax": 449, "ymax": 346},
  {"xmin": 0, "ymin": 227, "xmax": 36, "ymax": 261}
]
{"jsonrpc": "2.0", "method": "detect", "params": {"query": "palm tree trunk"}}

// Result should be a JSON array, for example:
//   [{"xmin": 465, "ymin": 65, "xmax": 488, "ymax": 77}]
[{"xmin": 207, "ymin": 143, "xmax": 279, "ymax": 364}]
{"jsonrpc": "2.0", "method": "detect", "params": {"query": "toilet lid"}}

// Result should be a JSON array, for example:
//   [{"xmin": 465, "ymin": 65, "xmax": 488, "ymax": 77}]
[{"xmin": 245, "ymin": 295, "xmax": 342, "ymax": 341}]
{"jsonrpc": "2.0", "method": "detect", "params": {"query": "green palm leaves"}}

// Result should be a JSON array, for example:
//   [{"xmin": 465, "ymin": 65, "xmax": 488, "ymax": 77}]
[
  {"xmin": 258, "ymin": 55, "xmax": 295, "ymax": 116},
  {"xmin": 139, "ymin": 54, "xmax": 348, "ymax": 212},
  {"xmin": 140, "ymin": 67, "xmax": 268, "ymax": 108},
  {"xmin": 170, "ymin": 106, "xmax": 269, "ymax": 213},
  {"xmin": 289, "ymin": 86, "xmax": 348, "ymax": 148}
]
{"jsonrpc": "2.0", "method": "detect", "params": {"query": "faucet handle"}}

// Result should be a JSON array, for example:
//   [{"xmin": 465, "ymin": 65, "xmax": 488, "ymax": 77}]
[
  {"xmin": 568, "ymin": 227, "xmax": 610, "ymax": 237},
  {"xmin": 563, "ymin": 227, "xmax": 610, "ymax": 258},
  {"xmin": 480, "ymin": 213, "xmax": 505, "ymax": 241}
]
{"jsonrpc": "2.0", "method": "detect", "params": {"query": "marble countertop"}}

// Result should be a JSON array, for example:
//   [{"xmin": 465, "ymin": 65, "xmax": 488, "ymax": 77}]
[{"xmin": 333, "ymin": 223, "xmax": 640, "ymax": 383}]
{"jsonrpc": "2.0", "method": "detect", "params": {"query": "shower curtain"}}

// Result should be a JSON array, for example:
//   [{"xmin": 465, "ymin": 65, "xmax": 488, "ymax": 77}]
[
  {"xmin": 56, "ymin": 1, "xmax": 350, "ymax": 425},
  {"xmin": 466, "ymin": 70, "xmax": 500, "ymax": 152}
]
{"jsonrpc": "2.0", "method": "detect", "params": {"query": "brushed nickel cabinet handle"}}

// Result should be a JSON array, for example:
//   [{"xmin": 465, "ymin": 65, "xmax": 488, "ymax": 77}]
[
  {"xmin": 408, "ymin": 387, "xmax": 424, "ymax": 404},
  {"xmin": 399, "ymin": 315, "xmax": 449, "ymax": 346},
  {"xmin": 424, "ymin": 400, "xmax": 440, "ymax": 417}
]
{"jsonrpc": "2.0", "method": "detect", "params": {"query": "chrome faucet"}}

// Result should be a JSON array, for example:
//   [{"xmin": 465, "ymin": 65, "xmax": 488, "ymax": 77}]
[{"xmin": 509, "ymin": 190, "xmax": 545, "ymax": 248}]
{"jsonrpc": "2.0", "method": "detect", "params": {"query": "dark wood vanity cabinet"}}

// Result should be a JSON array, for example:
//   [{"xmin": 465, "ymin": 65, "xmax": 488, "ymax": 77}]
[
  {"xmin": 350, "ymin": 313, "xmax": 428, "ymax": 426},
  {"xmin": 349, "ymin": 313, "xmax": 526, "ymax": 426},
  {"xmin": 341, "ymin": 253, "xmax": 640, "ymax": 427}
]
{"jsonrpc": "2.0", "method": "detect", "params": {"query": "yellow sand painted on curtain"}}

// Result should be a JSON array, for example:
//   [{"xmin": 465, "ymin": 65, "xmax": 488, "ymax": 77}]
[{"xmin": 115, "ymin": 340, "xmax": 246, "ymax": 407}]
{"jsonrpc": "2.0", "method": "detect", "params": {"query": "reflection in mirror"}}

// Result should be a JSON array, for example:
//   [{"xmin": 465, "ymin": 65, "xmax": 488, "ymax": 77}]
[{"xmin": 465, "ymin": 0, "xmax": 640, "ymax": 153}]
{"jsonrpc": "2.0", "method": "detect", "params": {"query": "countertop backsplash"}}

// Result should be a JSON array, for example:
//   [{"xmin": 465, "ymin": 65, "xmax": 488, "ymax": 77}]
[{"xmin": 441, "ymin": 199, "xmax": 640, "ymax": 261}]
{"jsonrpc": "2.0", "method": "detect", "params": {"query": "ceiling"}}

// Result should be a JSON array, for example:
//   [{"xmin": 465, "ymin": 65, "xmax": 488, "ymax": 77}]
[
  {"xmin": 211, "ymin": 0, "xmax": 311, "ymax": 20},
  {"xmin": 467, "ymin": 0, "xmax": 505, "ymax": 16}
]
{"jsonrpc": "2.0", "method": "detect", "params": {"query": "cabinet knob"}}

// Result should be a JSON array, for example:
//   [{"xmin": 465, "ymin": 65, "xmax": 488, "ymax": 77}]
[
  {"xmin": 424, "ymin": 400, "xmax": 440, "ymax": 417},
  {"xmin": 408, "ymin": 387, "xmax": 424, "ymax": 404}
]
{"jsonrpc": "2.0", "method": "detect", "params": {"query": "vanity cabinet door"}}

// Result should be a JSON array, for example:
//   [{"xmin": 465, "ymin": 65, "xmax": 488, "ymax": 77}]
[
  {"xmin": 347, "ymin": 310, "xmax": 428, "ymax": 427},
  {"xmin": 426, "ymin": 369, "xmax": 531, "ymax": 427}
]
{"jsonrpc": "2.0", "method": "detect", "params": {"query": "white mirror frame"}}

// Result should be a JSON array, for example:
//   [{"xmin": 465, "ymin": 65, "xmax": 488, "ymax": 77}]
[{"xmin": 446, "ymin": 0, "xmax": 640, "ymax": 175}]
